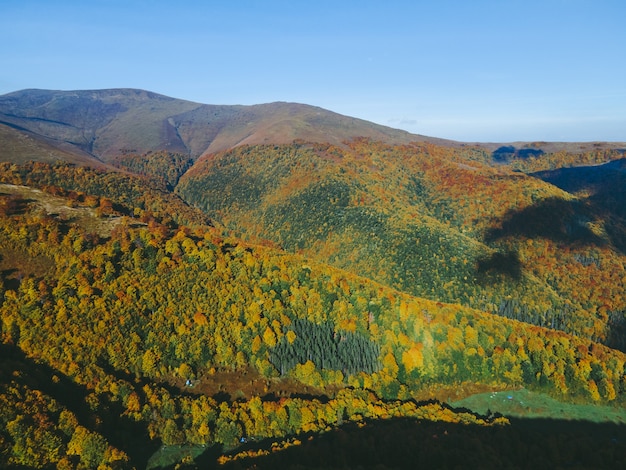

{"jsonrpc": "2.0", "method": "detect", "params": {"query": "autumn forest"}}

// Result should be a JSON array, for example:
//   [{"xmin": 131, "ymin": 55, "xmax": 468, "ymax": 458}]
[{"xmin": 1, "ymin": 89, "xmax": 626, "ymax": 468}]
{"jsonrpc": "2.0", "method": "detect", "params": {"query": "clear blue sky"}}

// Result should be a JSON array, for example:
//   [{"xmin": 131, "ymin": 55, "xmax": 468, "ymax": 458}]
[{"xmin": 1, "ymin": 0, "xmax": 625, "ymax": 142}]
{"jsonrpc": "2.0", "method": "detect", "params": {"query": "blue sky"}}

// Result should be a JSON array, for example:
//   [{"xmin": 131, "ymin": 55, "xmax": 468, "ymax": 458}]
[{"xmin": 1, "ymin": 0, "xmax": 625, "ymax": 142}]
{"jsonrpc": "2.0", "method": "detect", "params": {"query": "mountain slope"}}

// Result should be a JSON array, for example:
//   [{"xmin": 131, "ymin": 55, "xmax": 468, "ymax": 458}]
[
  {"xmin": 530, "ymin": 158, "xmax": 626, "ymax": 254},
  {"xmin": 0, "ymin": 89, "xmax": 444, "ymax": 162},
  {"xmin": 0, "ymin": 88, "xmax": 201, "ymax": 159},
  {"xmin": 177, "ymin": 139, "xmax": 626, "ymax": 348},
  {"xmin": 0, "ymin": 122, "xmax": 102, "ymax": 166}
]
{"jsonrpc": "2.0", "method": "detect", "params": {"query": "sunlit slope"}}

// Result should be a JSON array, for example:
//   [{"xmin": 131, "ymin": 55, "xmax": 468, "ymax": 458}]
[
  {"xmin": 177, "ymin": 140, "xmax": 626, "ymax": 346},
  {"xmin": 0, "ymin": 88, "xmax": 200, "ymax": 159},
  {"xmin": 0, "ymin": 89, "xmax": 436, "ymax": 162},
  {"xmin": 0, "ymin": 122, "xmax": 102, "ymax": 166}
]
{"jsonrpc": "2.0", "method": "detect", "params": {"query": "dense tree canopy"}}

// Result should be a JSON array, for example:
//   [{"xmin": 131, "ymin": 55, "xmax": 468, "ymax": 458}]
[{"xmin": 1, "ymin": 140, "xmax": 625, "ymax": 467}]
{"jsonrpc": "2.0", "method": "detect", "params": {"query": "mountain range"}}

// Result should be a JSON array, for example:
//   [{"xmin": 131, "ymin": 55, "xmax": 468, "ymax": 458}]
[
  {"xmin": 0, "ymin": 88, "xmax": 444, "ymax": 164},
  {"xmin": 1, "ymin": 88, "xmax": 626, "ymax": 469},
  {"xmin": 2, "ymin": 88, "xmax": 624, "ymax": 164}
]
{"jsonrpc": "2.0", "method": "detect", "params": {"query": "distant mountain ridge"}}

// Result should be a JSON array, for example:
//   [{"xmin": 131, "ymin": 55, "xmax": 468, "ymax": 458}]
[{"xmin": 0, "ymin": 88, "xmax": 448, "ymax": 163}]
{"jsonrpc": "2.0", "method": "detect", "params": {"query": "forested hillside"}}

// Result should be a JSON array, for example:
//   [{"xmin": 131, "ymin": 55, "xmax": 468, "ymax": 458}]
[
  {"xmin": 177, "ymin": 139, "xmax": 626, "ymax": 350},
  {"xmin": 1, "ymin": 157, "xmax": 626, "ymax": 468},
  {"xmin": 1, "ymin": 88, "xmax": 626, "ymax": 468}
]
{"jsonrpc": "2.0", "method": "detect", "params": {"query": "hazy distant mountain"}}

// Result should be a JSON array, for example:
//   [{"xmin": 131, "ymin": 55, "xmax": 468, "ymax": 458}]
[{"xmin": 0, "ymin": 88, "xmax": 450, "ymax": 163}]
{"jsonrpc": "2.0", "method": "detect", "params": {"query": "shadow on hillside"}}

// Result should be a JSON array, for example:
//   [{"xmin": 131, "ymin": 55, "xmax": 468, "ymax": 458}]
[
  {"xmin": 532, "ymin": 158, "xmax": 626, "ymax": 195},
  {"xmin": 189, "ymin": 415, "xmax": 626, "ymax": 470},
  {"xmin": 485, "ymin": 197, "xmax": 606, "ymax": 249},
  {"xmin": 1, "ymin": 267, "xmax": 20, "ymax": 291},
  {"xmin": 0, "ymin": 343, "xmax": 159, "ymax": 468},
  {"xmin": 482, "ymin": 168, "xmax": 626, "ymax": 347},
  {"xmin": 521, "ymin": 161, "xmax": 626, "ymax": 254},
  {"xmin": 492, "ymin": 145, "xmax": 544, "ymax": 162},
  {"xmin": 476, "ymin": 250, "xmax": 522, "ymax": 281},
  {"xmin": 0, "ymin": 195, "xmax": 34, "ymax": 216}
]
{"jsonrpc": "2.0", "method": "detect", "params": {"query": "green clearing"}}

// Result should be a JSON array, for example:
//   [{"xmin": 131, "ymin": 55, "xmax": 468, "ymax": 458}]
[
  {"xmin": 145, "ymin": 444, "xmax": 208, "ymax": 470},
  {"xmin": 450, "ymin": 388, "xmax": 626, "ymax": 424}
]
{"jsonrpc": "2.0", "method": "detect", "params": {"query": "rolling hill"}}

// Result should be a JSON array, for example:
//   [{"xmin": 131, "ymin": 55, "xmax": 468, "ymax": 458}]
[
  {"xmin": 1, "ymin": 88, "xmax": 626, "ymax": 468},
  {"xmin": 0, "ymin": 88, "xmax": 445, "ymax": 162}
]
